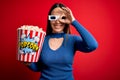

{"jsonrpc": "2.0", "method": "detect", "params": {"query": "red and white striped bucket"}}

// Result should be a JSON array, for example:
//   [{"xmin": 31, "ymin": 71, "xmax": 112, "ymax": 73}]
[{"xmin": 17, "ymin": 27, "xmax": 46, "ymax": 62}]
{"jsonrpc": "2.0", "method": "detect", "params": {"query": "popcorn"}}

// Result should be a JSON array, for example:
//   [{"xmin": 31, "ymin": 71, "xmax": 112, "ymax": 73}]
[
  {"xmin": 18, "ymin": 25, "xmax": 44, "ymax": 32},
  {"xmin": 17, "ymin": 25, "xmax": 46, "ymax": 62},
  {"xmin": 21, "ymin": 34, "xmax": 26, "ymax": 39},
  {"xmin": 34, "ymin": 36, "xmax": 40, "ymax": 42}
]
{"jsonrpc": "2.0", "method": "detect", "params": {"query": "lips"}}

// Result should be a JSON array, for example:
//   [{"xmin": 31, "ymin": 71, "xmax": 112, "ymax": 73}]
[
  {"xmin": 54, "ymin": 24, "xmax": 63, "ymax": 26},
  {"xmin": 51, "ymin": 23, "xmax": 65, "ymax": 33},
  {"xmin": 53, "ymin": 24, "xmax": 64, "ymax": 29}
]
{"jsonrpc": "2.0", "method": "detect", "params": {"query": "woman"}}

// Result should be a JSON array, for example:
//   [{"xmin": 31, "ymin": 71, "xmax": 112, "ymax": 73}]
[{"xmin": 26, "ymin": 3, "xmax": 98, "ymax": 80}]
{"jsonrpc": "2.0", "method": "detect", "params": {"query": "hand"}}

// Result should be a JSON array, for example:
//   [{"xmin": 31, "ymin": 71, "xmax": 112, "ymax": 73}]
[
  {"xmin": 22, "ymin": 62, "xmax": 31, "ymax": 66},
  {"xmin": 59, "ymin": 7, "xmax": 75, "ymax": 24}
]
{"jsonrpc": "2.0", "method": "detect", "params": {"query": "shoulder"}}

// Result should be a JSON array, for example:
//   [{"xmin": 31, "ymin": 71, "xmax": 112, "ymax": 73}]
[
  {"xmin": 65, "ymin": 34, "xmax": 82, "ymax": 41},
  {"xmin": 66, "ymin": 34, "xmax": 81, "ymax": 38},
  {"xmin": 44, "ymin": 35, "xmax": 50, "ymax": 39},
  {"xmin": 65, "ymin": 34, "xmax": 75, "ymax": 37},
  {"xmin": 42, "ymin": 35, "xmax": 50, "ymax": 43}
]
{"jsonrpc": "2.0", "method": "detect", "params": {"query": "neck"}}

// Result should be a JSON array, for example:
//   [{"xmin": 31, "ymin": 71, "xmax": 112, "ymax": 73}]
[
  {"xmin": 50, "ymin": 32, "xmax": 65, "ymax": 38},
  {"xmin": 52, "ymin": 31, "xmax": 64, "ymax": 34}
]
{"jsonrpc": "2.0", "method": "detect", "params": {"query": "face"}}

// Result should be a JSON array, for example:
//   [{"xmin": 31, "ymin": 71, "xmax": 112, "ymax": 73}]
[{"xmin": 50, "ymin": 7, "xmax": 66, "ymax": 33}]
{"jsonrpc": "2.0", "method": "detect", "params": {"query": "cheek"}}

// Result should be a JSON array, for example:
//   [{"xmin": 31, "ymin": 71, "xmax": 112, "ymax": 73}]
[
  {"xmin": 50, "ymin": 21, "xmax": 55, "ymax": 26},
  {"xmin": 50, "ymin": 22, "xmax": 54, "ymax": 28},
  {"xmin": 61, "ymin": 26, "xmax": 65, "ymax": 30}
]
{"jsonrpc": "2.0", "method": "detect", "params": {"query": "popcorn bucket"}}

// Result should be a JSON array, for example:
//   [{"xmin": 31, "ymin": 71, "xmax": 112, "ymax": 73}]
[{"xmin": 17, "ymin": 25, "xmax": 46, "ymax": 62}]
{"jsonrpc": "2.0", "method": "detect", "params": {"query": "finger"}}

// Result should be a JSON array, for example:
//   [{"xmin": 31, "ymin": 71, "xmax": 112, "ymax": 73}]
[
  {"xmin": 66, "ymin": 7, "xmax": 72, "ymax": 12},
  {"xmin": 59, "ymin": 18, "xmax": 66, "ymax": 23},
  {"xmin": 60, "ymin": 15, "xmax": 67, "ymax": 19},
  {"xmin": 61, "ymin": 7, "xmax": 70, "ymax": 13},
  {"xmin": 59, "ymin": 18, "xmax": 71, "ymax": 24},
  {"xmin": 62, "ymin": 7, "xmax": 72, "ymax": 20}
]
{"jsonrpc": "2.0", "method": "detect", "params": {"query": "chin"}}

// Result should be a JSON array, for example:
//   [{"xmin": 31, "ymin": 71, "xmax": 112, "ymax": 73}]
[{"xmin": 53, "ymin": 30, "xmax": 63, "ymax": 33}]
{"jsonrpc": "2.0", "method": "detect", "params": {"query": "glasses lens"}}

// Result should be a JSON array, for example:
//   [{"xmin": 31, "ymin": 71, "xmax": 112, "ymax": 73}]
[
  {"xmin": 50, "ymin": 16, "xmax": 56, "ymax": 19},
  {"xmin": 49, "ymin": 15, "xmax": 61, "ymax": 21},
  {"xmin": 49, "ymin": 15, "xmax": 58, "ymax": 20}
]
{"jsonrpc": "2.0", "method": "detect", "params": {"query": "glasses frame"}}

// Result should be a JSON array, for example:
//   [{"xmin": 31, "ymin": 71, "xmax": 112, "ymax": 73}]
[
  {"xmin": 48, "ymin": 15, "xmax": 66, "ymax": 21},
  {"xmin": 48, "ymin": 15, "xmax": 60, "ymax": 21}
]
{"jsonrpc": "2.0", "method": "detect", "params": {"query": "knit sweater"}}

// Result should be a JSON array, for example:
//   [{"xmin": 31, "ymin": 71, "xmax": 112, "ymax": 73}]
[{"xmin": 28, "ymin": 20, "xmax": 98, "ymax": 80}]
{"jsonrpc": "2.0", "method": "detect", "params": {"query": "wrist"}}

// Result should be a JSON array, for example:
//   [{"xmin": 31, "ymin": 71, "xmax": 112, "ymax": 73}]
[
  {"xmin": 23, "ymin": 62, "xmax": 31, "ymax": 66},
  {"xmin": 72, "ymin": 18, "xmax": 75, "ymax": 22},
  {"xmin": 71, "ymin": 15, "xmax": 75, "ymax": 22}
]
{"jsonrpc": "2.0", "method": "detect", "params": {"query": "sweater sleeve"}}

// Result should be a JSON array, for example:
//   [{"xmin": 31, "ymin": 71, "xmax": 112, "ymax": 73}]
[
  {"xmin": 71, "ymin": 20, "xmax": 98, "ymax": 52},
  {"xmin": 27, "ymin": 60, "xmax": 42, "ymax": 72}
]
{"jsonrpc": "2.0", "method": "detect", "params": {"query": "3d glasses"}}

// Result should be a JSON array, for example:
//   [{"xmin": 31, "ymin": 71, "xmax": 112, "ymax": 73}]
[{"xmin": 48, "ymin": 15, "xmax": 66, "ymax": 21}]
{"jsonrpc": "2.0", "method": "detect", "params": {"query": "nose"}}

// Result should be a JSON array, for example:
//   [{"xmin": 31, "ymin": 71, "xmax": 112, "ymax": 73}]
[{"xmin": 55, "ymin": 19, "xmax": 60, "ymax": 23}]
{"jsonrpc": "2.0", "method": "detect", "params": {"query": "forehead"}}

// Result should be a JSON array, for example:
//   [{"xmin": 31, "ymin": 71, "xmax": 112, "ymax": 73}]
[{"xmin": 51, "ymin": 7, "xmax": 64, "ymax": 15}]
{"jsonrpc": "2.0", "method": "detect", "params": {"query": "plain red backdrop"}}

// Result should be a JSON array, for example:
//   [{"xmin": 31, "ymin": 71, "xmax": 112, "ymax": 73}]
[{"xmin": 0, "ymin": 0, "xmax": 120, "ymax": 80}]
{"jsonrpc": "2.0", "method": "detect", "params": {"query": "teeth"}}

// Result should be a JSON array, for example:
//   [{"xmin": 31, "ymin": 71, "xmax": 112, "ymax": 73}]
[{"xmin": 54, "ymin": 24, "xmax": 63, "ymax": 26}]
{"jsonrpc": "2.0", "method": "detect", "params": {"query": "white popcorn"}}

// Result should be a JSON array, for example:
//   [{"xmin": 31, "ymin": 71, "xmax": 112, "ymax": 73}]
[
  {"xmin": 18, "ymin": 25, "xmax": 45, "ymax": 33},
  {"xmin": 34, "ymin": 36, "xmax": 40, "ymax": 42},
  {"xmin": 21, "ymin": 34, "xmax": 26, "ymax": 39}
]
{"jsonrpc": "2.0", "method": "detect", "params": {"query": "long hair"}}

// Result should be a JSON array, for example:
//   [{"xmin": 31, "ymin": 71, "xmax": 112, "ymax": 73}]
[{"xmin": 46, "ymin": 3, "xmax": 71, "ymax": 35}]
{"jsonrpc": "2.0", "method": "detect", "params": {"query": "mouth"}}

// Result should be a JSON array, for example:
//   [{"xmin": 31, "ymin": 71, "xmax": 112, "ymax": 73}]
[
  {"xmin": 54, "ymin": 24, "xmax": 64, "ymax": 26},
  {"xmin": 53, "ymin": 23, "xmax": 65, "ymax": 29},
  {"xmin": 51, "ymin": 23, "xmax": 65, "ymax": 33}
]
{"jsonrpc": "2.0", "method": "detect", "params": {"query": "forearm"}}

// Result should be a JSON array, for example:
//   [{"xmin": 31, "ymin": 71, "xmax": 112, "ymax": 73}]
[
  {"xmin": 24, "ymin": 62, "xmax": 41, "ymax": 72},
  {"xmin": 72, "ymin": 20, "xmax": 98, "ymax": 51}
]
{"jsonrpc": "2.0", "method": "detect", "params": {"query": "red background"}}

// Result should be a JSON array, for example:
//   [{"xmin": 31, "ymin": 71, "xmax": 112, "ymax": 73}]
[{"xmin": 0, "ymin": 0, "xmax": 120, "ymax": 80}]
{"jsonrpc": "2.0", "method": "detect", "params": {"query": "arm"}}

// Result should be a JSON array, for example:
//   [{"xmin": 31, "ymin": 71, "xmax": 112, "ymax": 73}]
[
  {"xmin": 60, "ymin": 7, "xmax": 98, "ymax": 52},
  {"xmin": 58, "ymin": 6, "xmax": 98, "ymax": 52},
  {"xmin": 72, "ymin": 20, "xmax": 98, "ymax": 52},
  {"xmin": 24, "ymin": 61, "xmax": 42, "ymax": 72}
]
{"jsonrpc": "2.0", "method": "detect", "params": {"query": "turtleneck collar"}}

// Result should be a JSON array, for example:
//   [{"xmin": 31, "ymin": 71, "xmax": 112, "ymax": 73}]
[{"xmin": 49, "ymin": 33, "xmax": 65, "ymax": 38}]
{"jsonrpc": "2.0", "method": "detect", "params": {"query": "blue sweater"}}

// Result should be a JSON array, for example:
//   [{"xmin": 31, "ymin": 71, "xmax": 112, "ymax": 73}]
[{"xmin": 28, "ymin": 20, "xmax": 98, "ymax": 80}]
